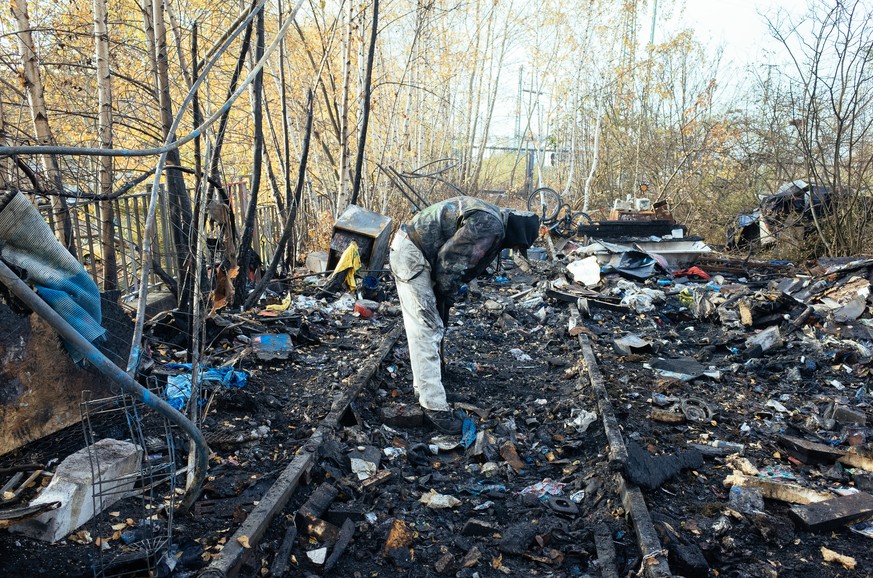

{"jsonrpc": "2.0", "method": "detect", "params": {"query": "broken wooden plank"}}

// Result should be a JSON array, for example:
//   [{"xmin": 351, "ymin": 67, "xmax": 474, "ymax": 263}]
[
  {"xmin": 594, "ymin": 524, "xmax": 620, "ymax": 578},
  {"xmin": 323, "ymin": 518, "xmax": 356, "ymax": 572},
  {"xmin": 789, "ymin": 492, "xmax": 873, "ymax": 531},
  {"xmin": 724, "ymin": 472, "xmax": 830, "ymax": 504},
  {"xmin": 361, "ymin": 468, "xmax": 393, "ymax": 490},
  {"xmin": 617, "ymin": 474, "xmax": 674, "ymax": 578},
  {"xmin": 776, "ymin": 434, "xmax": 845, "ymax": 465},
  {"xmin": 0, "ymin": 501, "xmax": 60, "ymax": 529},
  {"xmin": 578, "ymin": 334, "xmax": 627, "ymax": 470},
  {"xmin": 201, "ymin": 325, "xmax": 402, "ymax": 577},
  {"xmin": 577, "ymin": 329, "xmax": 672, "ymax": 578},
  {"xmin": 568, "ymin": 308, "xmax": 583, "ymax": 337},
  {"xmin": 268, "ymin": 523, "xmax": 298, "ymax": 577}
]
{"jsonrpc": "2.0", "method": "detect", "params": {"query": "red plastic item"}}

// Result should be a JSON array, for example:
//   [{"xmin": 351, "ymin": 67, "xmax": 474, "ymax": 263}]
[
  {"xmin": 354, "ymin": 302, "xmax": 374, "ymax": 318},
  {"xmin": 674, "ymin": 266, "xmax": 710, "ymax": 280}
]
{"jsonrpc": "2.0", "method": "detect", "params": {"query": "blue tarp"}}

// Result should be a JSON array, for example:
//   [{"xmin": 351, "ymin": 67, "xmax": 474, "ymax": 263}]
[
  {"xmin": 162, "ymin": 363, "xmax": 249, "ymax": 411},
  {"xmin": 0, "ymin": 193, "xmax": 104, "ymax": 362}
]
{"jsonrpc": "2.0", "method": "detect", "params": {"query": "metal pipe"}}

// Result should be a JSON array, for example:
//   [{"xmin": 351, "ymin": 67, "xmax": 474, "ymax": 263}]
[{"xmin": 0, "ymin": 258, "xmax": 208, "ymax": 513}]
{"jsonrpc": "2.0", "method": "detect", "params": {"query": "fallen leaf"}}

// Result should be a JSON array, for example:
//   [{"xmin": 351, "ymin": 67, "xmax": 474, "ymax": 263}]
[
  {"xmin": 500, "ymin": 442, "xmax": 525, "ymax": 472},
  {"xmin": 821, "ymin": 546, "xmax": 856, "ymax": 570},
  {"xmin": 238, "ymin": 535, "xmax": 251, "ymax": 549}
]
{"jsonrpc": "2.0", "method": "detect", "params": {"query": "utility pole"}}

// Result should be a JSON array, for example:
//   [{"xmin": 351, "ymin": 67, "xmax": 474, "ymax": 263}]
[{"xmin": 632, "ymin": 0, "xmax": 657, "ymax": 195}]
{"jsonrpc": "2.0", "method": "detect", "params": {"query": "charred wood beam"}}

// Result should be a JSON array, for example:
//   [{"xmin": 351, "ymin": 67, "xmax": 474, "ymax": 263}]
[
  {"xmin": 577, "ymin": 331, "xmax": 673, "ymax": 578},
  {"xmin": 199, "ymin": 324, "xmax": 402, "ymax": 578}
]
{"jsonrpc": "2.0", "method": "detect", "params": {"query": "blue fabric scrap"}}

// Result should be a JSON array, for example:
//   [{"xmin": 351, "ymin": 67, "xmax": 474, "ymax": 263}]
[{"xmin": 162, "ymin": 364, "xmax": 249, "ymax": 410}]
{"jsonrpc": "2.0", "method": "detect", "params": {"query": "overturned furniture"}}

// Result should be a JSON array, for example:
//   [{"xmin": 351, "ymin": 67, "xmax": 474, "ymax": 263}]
[{"xmin": 326, "ymin": 205, "xmax": 392, "ymax": 272}]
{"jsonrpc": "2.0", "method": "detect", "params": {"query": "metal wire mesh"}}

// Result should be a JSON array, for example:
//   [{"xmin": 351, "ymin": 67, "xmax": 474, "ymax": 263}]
[{"xmin": 81, "ymin": 380, "xmax": 178, "ymax": 578}]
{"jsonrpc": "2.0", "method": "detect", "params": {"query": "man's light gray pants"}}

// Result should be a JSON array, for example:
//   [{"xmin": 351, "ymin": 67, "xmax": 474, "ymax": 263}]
[{"xmin": 389, "ymin": 231, "xmax": 450, "ymax": 411}]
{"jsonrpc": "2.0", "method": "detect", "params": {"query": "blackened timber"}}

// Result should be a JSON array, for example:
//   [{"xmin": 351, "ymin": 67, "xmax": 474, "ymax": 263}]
[
  {"xmin": 200, "ymin": 324, "xmax": 402, "ymax": 578},
  {"xmin": 323, "ymin": 518, "xmax": 355, "ymax": 572},
  {"xmin": 790, "ymin": 492, "xmax": 873, "ymax": 531},
  {"xmin": 594, "ymin": 524, "xmax": 620, "ymax": 578},
  {"xmin": 268, "ymin": 523, "xmax": 297, "ymax": 577},
  {"xmin": 577, "ymin": 330, "xmax": 673, "ymax": 578},
  {"xmin": 577, "ymin": 333, "xmax": 627, "ymax": 469}
]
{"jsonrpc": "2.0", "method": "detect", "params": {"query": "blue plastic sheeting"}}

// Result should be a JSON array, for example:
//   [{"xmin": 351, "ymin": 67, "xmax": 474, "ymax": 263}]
[
  {"xmin": 737, "ymin": 212, "xmax": 760, "ymax": 228},
  {"xmin": 460, "ymin": 417, "xmax": 476, "ymax": 448},
  {"xmin": 0, "ymin": 193, "xmax": 104, "ymax": 362},
  {"xmin": 162, "ymin": 364, "xmax": 249, "ymax": 411}
]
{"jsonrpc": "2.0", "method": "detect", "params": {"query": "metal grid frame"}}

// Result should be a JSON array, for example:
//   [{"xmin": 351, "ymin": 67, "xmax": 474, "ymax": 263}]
[{"xmin": 81, "ymin": 380, "xmax": 178, "ymax": 578}]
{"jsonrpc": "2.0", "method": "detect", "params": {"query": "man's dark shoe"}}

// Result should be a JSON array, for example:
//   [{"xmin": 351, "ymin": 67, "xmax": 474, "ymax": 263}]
[{"xmin": 423, "ymin": 409, "xmax": 463, "ymax": 435}]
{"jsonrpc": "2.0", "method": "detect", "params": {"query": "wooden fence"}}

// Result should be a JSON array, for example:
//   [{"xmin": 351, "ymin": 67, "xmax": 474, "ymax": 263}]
[{"xmin": 63, "ymin": 180, "xmax": 283, "ymax": 296}]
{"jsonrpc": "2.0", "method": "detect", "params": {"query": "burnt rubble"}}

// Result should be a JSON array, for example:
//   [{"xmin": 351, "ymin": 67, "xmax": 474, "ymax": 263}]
[{"xmin": 1, "ymin": 243, "xmax": 873, "ymax": 578}]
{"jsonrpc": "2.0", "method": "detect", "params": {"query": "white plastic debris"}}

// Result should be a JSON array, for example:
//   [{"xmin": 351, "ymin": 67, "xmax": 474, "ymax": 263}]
[
  {"xmin": 331, "ymin": 293, "xmax": 356, "ymax": 311},
  {"xmin": 306, "ymin": 547, "xmax": 328, "ymax": 564},
  {"xmin": 383, "ymin": 447, "xmax": 406, "ymax": 460},
  {"xmin": 566, "ymin": 256, "xmax": 601, "ymax": 287},
  {"xmin": 509, "ymin": 348, "xmax": 532, "ymax": 362},
  {"xmin": 429, "ymin": 436, "xmax": 460, "ymax": 452},
  {"xmin": 350, "ymin": 457, "xmax": 378, "ymax": 480},
  {"xmin": 765, "ymin": 399, "xmax": 789, "ymax": 413},
  {"xmin": 613, "ymin": 279, "xmax": 665, "ymax": 313},
  {"xmin": 568, "ymin": 409, "xmax": 597, "ymax": 433},
  {"xmin": 419, "ymin": 489, "xmax": 461, "ymax": 509}
]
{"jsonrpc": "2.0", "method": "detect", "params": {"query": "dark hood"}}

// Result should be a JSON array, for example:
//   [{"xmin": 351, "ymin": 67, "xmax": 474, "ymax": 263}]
[{"xmin": 502, "ymin": 210, "xmax": 540, "ymax": 255}]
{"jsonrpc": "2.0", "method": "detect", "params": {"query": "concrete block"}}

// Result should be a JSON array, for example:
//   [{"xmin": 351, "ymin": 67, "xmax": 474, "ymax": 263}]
[{"xmin": 12, "ymin": 438, "xmax": 142, "ymax": 542}]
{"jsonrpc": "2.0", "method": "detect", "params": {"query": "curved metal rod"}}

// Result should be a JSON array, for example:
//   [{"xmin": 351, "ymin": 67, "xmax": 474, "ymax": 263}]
[
  {"xmin": 0, "ymin": 0, "xmax": 306, "ymax": 160},
  {"xmin": 126, "ymin": 0, "xmax": 306, "ymax": 375},
  {"xmin": 403, "ymin": 157, "xmax": 458, "ymax": 178},
  {"xmin": 0, "ymin": 258, "xmax": 208, "ymax": 513}
]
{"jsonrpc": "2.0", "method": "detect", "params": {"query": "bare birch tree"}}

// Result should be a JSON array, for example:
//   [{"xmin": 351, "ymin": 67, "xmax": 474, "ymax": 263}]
[
  {"xmin": 94, "ymin": 0, "xmax": 117, "ymax": 290},
  {"xmin": 10, "ymin": 0, "xmax": 73, "ymax": 250}
]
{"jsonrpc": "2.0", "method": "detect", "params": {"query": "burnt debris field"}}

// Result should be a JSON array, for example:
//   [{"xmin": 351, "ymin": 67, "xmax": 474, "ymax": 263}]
[{"xmin": 2, "ymin": 250, "xmax": 873, "ymax": 578}]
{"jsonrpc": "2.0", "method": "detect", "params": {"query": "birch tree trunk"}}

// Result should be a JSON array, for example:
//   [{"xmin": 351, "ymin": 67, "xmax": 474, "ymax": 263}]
[
  {"xmin": 583, "ymin": 105, "xmax": 603, "ymax": 213},
  {"xmin": 11, "ymin": 0, "xmax": 73, "ymax": 251},
  {"xmin": 471, "ymin": 6, "xmax": 510, "ymax": 193},
  {"xmin": 337, "ymin": 0, "xmax": 353, "ymax": 212},
  {"xmin": 0, "ymin": 95, "xmax": 10, "ymax": 188},
  {"xmin": 94, "ymin": 0, "xmax": 117, "ymax": 290}
]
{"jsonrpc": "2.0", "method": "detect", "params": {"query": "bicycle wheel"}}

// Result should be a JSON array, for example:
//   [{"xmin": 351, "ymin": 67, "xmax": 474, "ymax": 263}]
[
  {"xmin": 527, "ymin": 187, "xmax": 561, "ymax": 222},
  {"xmin": 571, "ymin": 212, "xmax": 592, "ymax": 228},
  {"xmin": 556, "ymin": 212, "xmax": 591, "ymax": 238}
]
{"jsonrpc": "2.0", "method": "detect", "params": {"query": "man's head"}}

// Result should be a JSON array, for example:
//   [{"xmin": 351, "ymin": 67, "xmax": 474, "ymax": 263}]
[{"xmin": 501, "ymin": 210, "xmax": 540, "ymax": 257}]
